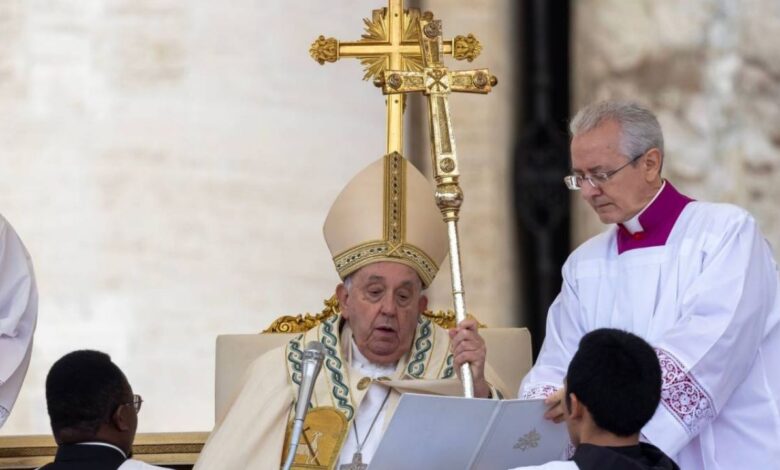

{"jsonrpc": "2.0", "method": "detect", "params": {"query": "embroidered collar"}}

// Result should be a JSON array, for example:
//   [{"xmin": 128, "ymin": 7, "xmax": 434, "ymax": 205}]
[
  {"xmin": 284, "ymin": 313, "xmax": 452, "ymax": 422},
  {"xmin": 616, "ymin": 181, "xmax": 693, "ymax": 255}
]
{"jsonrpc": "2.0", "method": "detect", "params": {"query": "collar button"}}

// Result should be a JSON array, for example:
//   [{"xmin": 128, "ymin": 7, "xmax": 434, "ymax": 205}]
[{"xmin": 357, "ymin": 377, "xmax": 371, "ymax": 390}]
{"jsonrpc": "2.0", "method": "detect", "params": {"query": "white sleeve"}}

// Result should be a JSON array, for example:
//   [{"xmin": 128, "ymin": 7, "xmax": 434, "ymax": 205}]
[
  {"xmin": 643, "ymin": 212, "xmax": 779, "ymax": 455},
  {"xmin": 518, "ymin": 261, "xmax": 587, "ymax": 399},
  {"xmin": 118, "ymin": 459, "xmax": 172, "ymax": 469},
  {"xmin": 507, "ymin": 461, "xmax": 578, "ymax": 470},
  {"xmin": 0, "ymin": 217, "xmax": 37, "ymax": 372},
  {"xmin": 0, "ymin": 216, "xmax": 37, "ymax": 425}
]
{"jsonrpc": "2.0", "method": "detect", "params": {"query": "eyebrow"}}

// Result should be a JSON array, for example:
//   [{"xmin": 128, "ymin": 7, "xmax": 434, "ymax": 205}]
[
  {"xmin": 364, "ymin": 276, "xmax": 416, "ymax": 289},
  {"xmin": 571, "ymin": 164, "xmax": 606, "ymax": 174}
]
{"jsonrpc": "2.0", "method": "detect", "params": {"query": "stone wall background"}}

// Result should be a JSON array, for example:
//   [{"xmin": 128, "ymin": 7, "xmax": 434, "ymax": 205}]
[
  {"xmin": 0, "ymin": 0, "xmax": 517, "ymax": 435},
  {"xmin": 572, "ymin": 0, "xmax": 780, "ymax": 251}
]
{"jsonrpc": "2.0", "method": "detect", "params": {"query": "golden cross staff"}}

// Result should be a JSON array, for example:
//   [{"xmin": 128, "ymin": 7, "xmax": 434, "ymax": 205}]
[
  {"xmin": 310, "ymin": 1, "xmax": 496, "ymax": 398},
  {"xmin": 374, "ymin": 15, "xmax": 497, "ymax": 398},
  {"xmin": 309, "ymin": 0, "xmax": 482, "ymax": 154}
]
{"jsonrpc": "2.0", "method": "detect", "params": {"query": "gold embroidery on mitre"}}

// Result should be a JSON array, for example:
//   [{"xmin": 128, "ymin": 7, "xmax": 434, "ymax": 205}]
[
  {"xmin": 332, "ymin": 240, "xmax": 439, "ymax": 287},
  {"xmin": 384, "ymin": 152, "xmax": 406, "ymax": 245},
  {"xmin": 327, "ymin": 152, "xmax": 444, "ymax": 288},
  {"xmin": 281, "ymin": 407, "xmax": 349, "ymax": 470}
]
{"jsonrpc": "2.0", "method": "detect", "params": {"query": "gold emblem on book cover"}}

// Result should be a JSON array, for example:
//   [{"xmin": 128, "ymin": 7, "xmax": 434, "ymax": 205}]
[{"xmin": 513, "ymin": 428, "xmax": 541, "ymax": 452}]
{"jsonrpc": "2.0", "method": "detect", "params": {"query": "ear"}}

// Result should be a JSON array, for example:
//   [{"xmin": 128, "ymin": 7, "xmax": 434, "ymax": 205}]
[
  {"xmin": 568, "ymin": 393, "xmax": 585, "ymax": 420},
  {"xmin": 418, "ymin": 294, "xmax": 428, "ymax": 314},
  {"xmin": 111, "ymin": 405, "xmax": 133, "ymax": 432},
  {"xmin": 643, "ymin": 148, "xmax": 663, "ymax": 181},
  {"xmin": 336, "ymin": 283, "xmax": 350, "ymax": 320}
]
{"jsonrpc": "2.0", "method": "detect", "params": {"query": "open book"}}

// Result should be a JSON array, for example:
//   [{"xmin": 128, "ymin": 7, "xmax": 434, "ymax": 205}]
[{"xmin": 368, "ymin": 394, "xmax": 568, "ymax": 470}]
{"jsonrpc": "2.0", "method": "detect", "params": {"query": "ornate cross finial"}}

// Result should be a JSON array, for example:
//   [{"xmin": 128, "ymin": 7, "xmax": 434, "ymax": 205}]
[
  {"xmin": 309, "ymin": 0, "xmax": 499, "ymax": 400},
  {"xmin": 373, "ymin": 14, "xmax": 497, "ymax": 223},
  {"xmin": 309, "ymin": 0, "xmax": 483, "ymax": 154}
]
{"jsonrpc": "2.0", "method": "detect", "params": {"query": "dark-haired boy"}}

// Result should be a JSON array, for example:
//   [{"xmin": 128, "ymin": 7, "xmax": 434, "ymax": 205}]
[
  {"xmin": 511, "ymin": 329, "xmax": 679, "ymax": 470},
  {"xmin": 39, "ymin": 350, "xmax": 167, "ymax": 470}
]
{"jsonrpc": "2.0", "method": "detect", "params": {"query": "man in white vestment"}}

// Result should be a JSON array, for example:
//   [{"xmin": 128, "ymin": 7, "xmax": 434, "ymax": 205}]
[
  {"xmin": 0, "ymin": 214, "xmax": 37, "ymax": 428},
  {"xmin": 520, "ymin": 100, "xmax": 780, "ymax": 470},
  {"xmin": 195, "ymin": 152, "xmax": 507, "ymax": 470}
]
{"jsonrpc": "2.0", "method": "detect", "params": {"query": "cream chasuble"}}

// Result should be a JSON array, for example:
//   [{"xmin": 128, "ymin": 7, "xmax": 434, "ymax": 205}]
[{"xmin": 195, "ymin": 313, "xmax": 504, "ymax": 470}]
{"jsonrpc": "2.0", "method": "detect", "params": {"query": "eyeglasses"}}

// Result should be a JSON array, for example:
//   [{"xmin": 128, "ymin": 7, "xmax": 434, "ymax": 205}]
[
  {"xmin": 123, "ymin": 394, "xmax": 143, "ymax": 414},
  {"xmin": 564, "ymin": 152, "xmax": 645, "ymax": 190}
]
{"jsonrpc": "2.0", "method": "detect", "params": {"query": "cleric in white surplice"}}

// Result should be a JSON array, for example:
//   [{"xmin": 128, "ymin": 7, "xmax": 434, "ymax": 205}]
[{"xmin": 519, "ymin": 100, "xmax": 780, "ymax": 470}]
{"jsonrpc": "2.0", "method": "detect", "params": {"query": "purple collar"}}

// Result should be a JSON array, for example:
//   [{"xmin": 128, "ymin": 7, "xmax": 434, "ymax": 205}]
[{"xmin": 616, "ymin": 182, "xmax": 693, "ymax": 255}]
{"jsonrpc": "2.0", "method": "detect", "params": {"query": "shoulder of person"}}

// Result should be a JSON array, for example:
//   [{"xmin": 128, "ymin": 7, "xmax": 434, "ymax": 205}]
[
  {"xmin": 118, "ymin": 459, "xmax": 172, "ymax": 469},
  {"xmin": 508, "ymin": 461, "xmax": 578, "ymax": 470},
  {"xmin": 244, "ymin": 339, "xmax": 290, "ymax": 375},
  {"xmin": 685, "ymin": 200, "xmax": 755, "ymax": 230},
  {"xmin": 683, "ymin": 201, "xmax": 774, "ymax": 254},
  {"xmin": 562, "ymin": 227, "xmax": 616, "ymax": 272}
]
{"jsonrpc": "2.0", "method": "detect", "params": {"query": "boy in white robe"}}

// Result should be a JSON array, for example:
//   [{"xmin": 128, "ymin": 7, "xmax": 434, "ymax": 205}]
[{"xmin": 520, "ymin": 100, "xmax": 780, "ymax": 470}]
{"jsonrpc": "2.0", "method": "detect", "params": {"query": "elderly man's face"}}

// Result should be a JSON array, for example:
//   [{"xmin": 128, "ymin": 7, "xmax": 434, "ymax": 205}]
[
  {"xmin": 570, "ymin": 119, "xmax": 662, "ymax": 224},
  {"xmin": 336, "ymin": 261, "xmax": 427, "ymax": 365}
]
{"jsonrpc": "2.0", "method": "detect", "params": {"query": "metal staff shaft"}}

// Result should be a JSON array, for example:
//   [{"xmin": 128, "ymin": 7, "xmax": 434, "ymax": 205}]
[
  {"xmin": 446, "ymin": 219, "xmax": 474, "ymax": 398},
  {"xmin": 375, "ymin": 13, "xmax": 498, "ymax": 398},
  {"xmin": 432, "ymin": 173, "xmax": 474, "ymax": 397}
]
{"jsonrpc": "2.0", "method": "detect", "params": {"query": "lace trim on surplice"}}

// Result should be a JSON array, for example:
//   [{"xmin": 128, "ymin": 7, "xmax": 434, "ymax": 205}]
[{"xmin": 656, "ymin": 348, "xmax": 716, "ymax": 435}]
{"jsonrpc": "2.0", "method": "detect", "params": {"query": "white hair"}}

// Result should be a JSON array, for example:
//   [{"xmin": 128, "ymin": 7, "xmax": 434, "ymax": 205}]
[{"xmin": 570, "ymin": 100, "xmax": 664, "ymax": 160}]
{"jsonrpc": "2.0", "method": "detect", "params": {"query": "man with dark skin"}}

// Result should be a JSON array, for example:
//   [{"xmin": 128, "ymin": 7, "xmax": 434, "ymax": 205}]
[{"xmin": 40, "ymin": 350, "xmax": 166, "ymax": 470}]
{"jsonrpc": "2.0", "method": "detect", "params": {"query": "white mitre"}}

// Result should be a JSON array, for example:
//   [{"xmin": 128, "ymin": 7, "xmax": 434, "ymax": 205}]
[{"xmin": 323, "ymin": 152, "xmax": 448, "ymax": 288}]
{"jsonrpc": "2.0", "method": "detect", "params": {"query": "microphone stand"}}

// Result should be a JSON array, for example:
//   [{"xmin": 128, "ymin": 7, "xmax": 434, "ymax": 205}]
[{"xmin": 281, "ymin": 341, "xmax": 325, "ymax": 470}]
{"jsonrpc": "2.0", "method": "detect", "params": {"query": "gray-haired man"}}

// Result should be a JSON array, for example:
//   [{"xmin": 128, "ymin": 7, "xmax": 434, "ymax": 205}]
[{"xmin": 520, "ymin": 100, "xmax": 780, "ymax": 470}]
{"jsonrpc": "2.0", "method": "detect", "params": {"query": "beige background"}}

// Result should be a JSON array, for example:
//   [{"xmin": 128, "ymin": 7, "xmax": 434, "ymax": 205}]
[{"xmin": 0, "ymin": 0, "xmax": 518, "ymax": 434}]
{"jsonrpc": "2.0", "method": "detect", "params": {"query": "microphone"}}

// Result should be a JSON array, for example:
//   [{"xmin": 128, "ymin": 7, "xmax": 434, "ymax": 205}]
[{"xmin": 281, "ymin": 340, "xmax": 325, "ymax": 470}]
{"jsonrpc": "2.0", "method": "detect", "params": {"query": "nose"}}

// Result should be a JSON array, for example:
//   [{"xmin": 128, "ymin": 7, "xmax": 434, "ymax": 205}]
[
  {"xmin": 380, "ymin": 293, "xmax": 398, "ymax": 317},
  {"xmin": 579, "ymin": 180, "xmax": 602, "ymax": 200}
]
